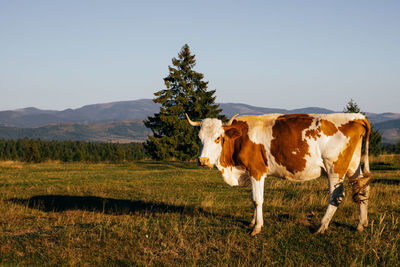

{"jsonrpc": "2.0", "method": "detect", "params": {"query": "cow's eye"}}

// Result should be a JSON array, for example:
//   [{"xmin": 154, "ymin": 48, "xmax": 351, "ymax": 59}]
[{"xmin": 215, "ymin": 136, "xmax": 221, "ymax": 143}]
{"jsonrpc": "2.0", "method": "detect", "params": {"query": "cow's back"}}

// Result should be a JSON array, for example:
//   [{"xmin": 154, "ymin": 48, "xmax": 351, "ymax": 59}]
[{"xmin": 237, "ymin": 113, "xmax": 367, "ymax": 181}]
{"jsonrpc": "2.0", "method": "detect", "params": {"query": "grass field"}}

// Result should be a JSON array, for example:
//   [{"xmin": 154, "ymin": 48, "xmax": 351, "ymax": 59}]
[{"xmin": 0, "ymin": 157, "xmax": 399, "ymax": 266}]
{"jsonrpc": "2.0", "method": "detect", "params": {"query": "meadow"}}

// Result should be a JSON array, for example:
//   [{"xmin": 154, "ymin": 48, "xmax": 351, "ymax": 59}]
[{"xmin": 0, "ymin": 156, "xmax": 399, "ymax": 266}]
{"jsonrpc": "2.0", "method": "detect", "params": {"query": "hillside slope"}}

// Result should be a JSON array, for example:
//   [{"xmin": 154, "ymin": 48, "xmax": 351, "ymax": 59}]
[
  {"xmin": 375, "ymin": 119, "xmax": 400, "ymax": 143},
  {"xmin": 0, "ymin": 119, "xmax": 150, "ymax": 143},
  {"xmin": 0, "ymin": 99, "xmax": 159, "ymax": 127}
]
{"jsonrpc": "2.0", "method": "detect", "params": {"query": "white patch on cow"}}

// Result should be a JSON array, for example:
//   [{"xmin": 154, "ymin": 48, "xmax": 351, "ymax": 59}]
[
  {"xmin": 216, "ymin": 165, "xmax": 250, "ymax": 187},
  {"xmin": 316, "ymin": 113, "xmax": 365, "ymax": 128},
  {"xmin": 243, "ymin": 114, "xmax": 281, "ymax": 145},
  {"xmin": 198, "ymin": 118, "xmax": 224, "ymax": 166},
  {"xmin": 300, "ymin": 119, "xmax": 325, "ymax": 180}
]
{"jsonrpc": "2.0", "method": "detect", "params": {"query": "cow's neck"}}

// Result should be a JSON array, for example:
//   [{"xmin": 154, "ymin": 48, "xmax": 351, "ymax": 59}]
[{"xmin": 216, "ymin": 159, "xmax": 250, "ymax": 187}]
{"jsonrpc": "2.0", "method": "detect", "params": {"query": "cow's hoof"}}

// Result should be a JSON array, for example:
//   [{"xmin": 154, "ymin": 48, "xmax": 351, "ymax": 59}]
[
  {"xmin": 356, "ymin": 221, "xmax": 367, "ymax": 232},
  {"xmin": 315, "ymin": 224, "xmax": 328, "ymax": 234},
  {"xmin": 251, "ymin": 227, "xmax": 261, "ymax": 236}
]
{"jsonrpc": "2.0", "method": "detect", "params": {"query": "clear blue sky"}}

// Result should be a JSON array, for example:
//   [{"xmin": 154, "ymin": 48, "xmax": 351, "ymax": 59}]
[{"xmin": 1, "ymin": 0, "xmax": 399, "ymax": 113}]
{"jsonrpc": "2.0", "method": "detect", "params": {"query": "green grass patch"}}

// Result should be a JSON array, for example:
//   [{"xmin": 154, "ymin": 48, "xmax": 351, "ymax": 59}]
[{"xmin": 0, "ymin": 161, "xmax": 399, "ymax": 265}]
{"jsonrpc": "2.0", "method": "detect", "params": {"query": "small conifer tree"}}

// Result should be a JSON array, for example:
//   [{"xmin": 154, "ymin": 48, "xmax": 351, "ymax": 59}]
[
  {"xmin": 145, "ymin": 44, "xmax": 225, "ymax": 160},
  {"xmin": 344, "ymin": 98, "xmax": 361, "ymax": 113}
]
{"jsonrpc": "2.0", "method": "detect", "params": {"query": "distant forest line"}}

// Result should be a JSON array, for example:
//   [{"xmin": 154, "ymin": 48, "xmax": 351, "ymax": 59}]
[
  {"xmin": 0, "ymin": 139, "xmax": 146, "ymax": 163},
  {"xmin": 0, "ymin": 138, "xmax": 399, "ymax": 163}
]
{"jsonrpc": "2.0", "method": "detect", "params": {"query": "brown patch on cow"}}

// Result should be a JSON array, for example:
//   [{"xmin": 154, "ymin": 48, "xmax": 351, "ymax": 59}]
[
  {"xmin": 333, "ymin": 120, "xmax": 366, "ymax": 178},
  {"xmin": 321, "ymin": 119, "xmax": 338, "ymax": 136},
  {"xmin": 305, "ymin": 128, "xmax": 321, "ymax": 140},
  {"xmin": 270, "ymin": 114, "xmax": 314, "ymax": 174},
  {"xmin": 220, "ymin": 128, "xmax": 239, "ymax": 167},
  {"xmin": 305, "ymin": 119, "xmax": 338, "ymax": 141},
  {"xmin": 221, "ymin": 120, "xmax": 268, "ymax": 180}
]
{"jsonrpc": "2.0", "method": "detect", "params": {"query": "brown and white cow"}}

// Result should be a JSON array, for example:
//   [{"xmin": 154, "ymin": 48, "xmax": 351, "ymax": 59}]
[{"xmin": 186, "ymin": 113, "xmax": 371, "ymax": 235}]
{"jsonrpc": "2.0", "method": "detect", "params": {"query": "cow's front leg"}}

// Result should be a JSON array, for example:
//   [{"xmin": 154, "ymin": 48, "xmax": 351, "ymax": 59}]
[
  {"xmin": 250, "ymin": 206, "xmax": 256, "ymax": 228},
  {"xmin": 316, "ymin": 175, "xmax": 344, "ymax": 234},
  {"xmin": 250, "ymin": 176, "xmax": 265, "ymax": 236}
]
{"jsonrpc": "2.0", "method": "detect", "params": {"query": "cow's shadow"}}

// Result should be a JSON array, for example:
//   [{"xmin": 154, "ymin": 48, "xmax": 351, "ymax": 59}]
[
  {"xmin": 9, "ymin": 195, "xmax": 360, "ymax": 233},
  {"xmin": 10, "ymin": 195, "xmax": 202, "ymax": 215},
  {"xmin": 9, "ymin": 195, "xmax": 248, "ymax": 225}
]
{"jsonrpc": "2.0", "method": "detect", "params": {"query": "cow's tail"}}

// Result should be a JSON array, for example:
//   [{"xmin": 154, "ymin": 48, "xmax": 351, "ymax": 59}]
[
  {"xmin": 350, "ymin": 117, "xmax": 372, "ymax": 203},
  {"xmin": 362, "ymin": 117, "xmax": 371, "ymax": 175}
]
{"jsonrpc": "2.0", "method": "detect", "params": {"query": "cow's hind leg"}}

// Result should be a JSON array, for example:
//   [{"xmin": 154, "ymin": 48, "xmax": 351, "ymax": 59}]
[
  {"xmin": 250, "ymin": 176, "xmax": 265, "ymax": 236},
  {"xmin": 348, "ymin": 164, "xmax": 371, "ymax": 232},
  {"xmin": 355, "ymin": 181, "xmax": 370, "ymax": 231},
  {"xmin": 316, "ymin": 175, "xmax": 345, "ymax": 234}
]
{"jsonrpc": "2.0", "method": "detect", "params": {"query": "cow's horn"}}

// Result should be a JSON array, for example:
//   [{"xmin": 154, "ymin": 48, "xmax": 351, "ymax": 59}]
[
  {"xmin": 225, "ymin": 114, "xmax": 239, "ymax": 126},
  {"xmin": 185, "ymin": 113, "xmax": 200, "ymax": 126}
]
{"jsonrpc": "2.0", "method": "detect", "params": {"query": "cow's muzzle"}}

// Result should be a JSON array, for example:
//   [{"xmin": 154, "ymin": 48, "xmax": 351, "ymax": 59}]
[{"xmin": 199, "ymin": 157, "xmax": 213, "ymax": 168}]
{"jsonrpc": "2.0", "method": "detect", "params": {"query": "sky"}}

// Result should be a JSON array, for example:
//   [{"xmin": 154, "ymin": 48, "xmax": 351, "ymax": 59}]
[{"xmin": 1, "ymin": 1, "xmax": 399, "ymax": 113}]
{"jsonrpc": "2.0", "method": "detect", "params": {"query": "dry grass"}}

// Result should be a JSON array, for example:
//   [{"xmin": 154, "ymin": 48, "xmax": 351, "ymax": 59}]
[
  {"xmin": 370, "ymin": 153, "xmax": 400, "ymax": 165},
  {"xmin": 0, "ymin": 159, "xmax": 399, "ymax": 266}
]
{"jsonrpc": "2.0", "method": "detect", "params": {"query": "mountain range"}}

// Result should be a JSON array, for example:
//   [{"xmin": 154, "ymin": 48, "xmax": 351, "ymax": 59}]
[
  {"xmin": 0, "ymin": 99, "xmax": 160, "ymax": 128},
  {"xmin": 1, "ymin": 99, "xmax": 399, "ymax": 143}
]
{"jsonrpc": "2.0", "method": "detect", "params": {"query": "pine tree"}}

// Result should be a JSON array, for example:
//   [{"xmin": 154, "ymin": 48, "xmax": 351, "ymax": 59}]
[
  {"xmin": 344, "ymin": 98, "xmax": 361, "ymax": 113},
  {"xmin": 343, "ymin": 99, "xmax": 382, "ymax": 156},
  {"xmin": 25, "ymin": 139, "xmax": 41, "ymax": 163},
  {"xmin": 145, "ymin": 44, "xmax": 225, "ymax": 160},
  {"xmin": 9, "ymin": 140, "xmax": 18, "ymax": 160}
]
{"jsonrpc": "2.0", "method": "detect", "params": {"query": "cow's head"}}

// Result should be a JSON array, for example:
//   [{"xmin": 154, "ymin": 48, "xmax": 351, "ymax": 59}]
[{"xmin": 186, "ymin": 113, "xmax": 239, "ymax": 168}]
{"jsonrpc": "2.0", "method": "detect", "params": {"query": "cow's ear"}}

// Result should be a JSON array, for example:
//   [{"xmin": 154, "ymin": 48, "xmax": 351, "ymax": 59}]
[{"xmin": 225, "ymin": 128, "xmax": 241, "ymax": 139}]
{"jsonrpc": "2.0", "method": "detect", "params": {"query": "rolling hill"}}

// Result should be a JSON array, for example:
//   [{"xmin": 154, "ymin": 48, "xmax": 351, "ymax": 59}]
[
  {"xmin": 0, "ymin": 99, "xmax": 159, "ymax": 128},
  {"xmin": 374, "ymin": 119, "xmax": 400, "ymax": 143},
  {"xmin": 0, "ymin": 119, "xmax": 150, "ymax": 143},
  {"xmin": 0, "ymin": 99, "xmax": 399, "ymax": 143}
]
